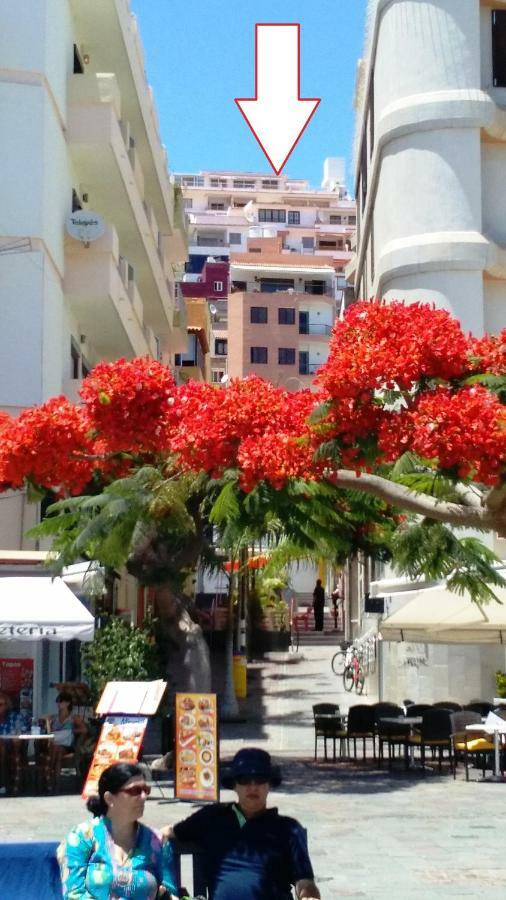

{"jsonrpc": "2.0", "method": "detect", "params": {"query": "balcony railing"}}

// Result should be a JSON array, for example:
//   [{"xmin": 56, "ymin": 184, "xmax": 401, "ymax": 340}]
[
  {"xmin": 196, "ymin": 237, "xmax": 227, "ymax": 247},
  {"xmin": 299, "ymin": 363, "xmax": 320, "ymax": 376},
  {"xmin": 299, "ymin": 323, "xmax": 332, "ymax": 336}
]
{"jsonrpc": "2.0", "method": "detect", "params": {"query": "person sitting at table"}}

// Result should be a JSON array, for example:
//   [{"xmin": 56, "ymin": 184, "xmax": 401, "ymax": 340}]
[
  {"xmin": 59, "ymin": 762, "xmax": 178, "ymax": 899},
  {"xmin": 0, "ymin": 691, "xmax": 30, "ymax": 792},
  {"xmin": 48, "ymin": 691, "xmax": 88, "ymax": 779}
]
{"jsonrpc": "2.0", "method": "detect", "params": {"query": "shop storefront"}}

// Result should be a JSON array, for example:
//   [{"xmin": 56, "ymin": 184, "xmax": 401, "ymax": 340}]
[{"xmin": 0, "ymin": 575, "xmax": 95, "ymax": 717}]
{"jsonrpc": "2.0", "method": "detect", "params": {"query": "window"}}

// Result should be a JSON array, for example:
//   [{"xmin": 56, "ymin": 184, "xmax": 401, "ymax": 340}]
[
  {"xmin": 288, "ymin": 211, "xmax": 300, "ymax": 225},
  {"xmin": 181, "ymin": 176, "xmax": 204, "ymax": 187},
  {"xmin": 259, "ymin": 278, "xmax": 294, "ymax": 293},
  {"xmin": 348, "ymin": 215, "xmax": 357, "ymax": 225},
  {"xmin": 213, "ymin": 281, "xmax": 224, "ymax": 291},
  {"xmin": 183, "ymin": 198, "xmax": 193, "ymax": 210},
  {"xmin": 493, "ymin": 11, "xmax": 506, "ymax": 85},
  {"xmin": 211, "ymin": 369, "xmax": 225, "ymax": 383},
  {"xmin": 278, "ymin": 307, "xmax": 295, "ymax": 325},
  {"xmin": 330, "ymin": 215, "xmax": 342, "ymax": 224},
  {"xmin": 210, "ymin": 178, "xmax": 228, "ymax": 188},
  {"xmin": 215, "ymin": 338, "xmax": 228, "ymax": 356},
  {"xmin": 305, "ymin": 280, "xmax": 326, "ymax": 295},
  {"xmin": 250, "ymin": 306, "xmax": 268, "ymax": 323},
  {"xmin": 302, "ymin": 237, "xmax": 314, "ymax": 249},
  {"xmin": 70, "ymin": 340, "xmax": 80, "ymax": 379},
  {"xmin": 369, "ymin": 68, "xmax": 375, "ymax": 155},
  {"xmin": 261, "ymin": 179, "xmax": 279, "ymax": 189},
  {"xmin": 319, "ymin": 240, "xmax": 337, "ymax": 249},
  {"xmin": 278, "ymin": 348, "xmax": 295, "ymax": 365},
  {"xmin": 72, "ymin": 189, "xmax": 82, "ymax": 212},
  {"xmin": 210, "ymin": 203, "xmax": 225, "ymax": 210},
  {"xmin": 250, "ymin": 347, "xmax": 268, "ymax": 364},
  {"xmin": 229, "ymin": 232, "xmax": 242, "ymax": 244},
  {"xmin": 73, "ymin": 45, "xmax": 84, "ymax": 74},
  {"xmin": 233, "ymin": 179, "xmax": 256, "ymax": 189},
  {"xmin": 259, "ymin": 209, "xmax": 286, "ymax": 223}
]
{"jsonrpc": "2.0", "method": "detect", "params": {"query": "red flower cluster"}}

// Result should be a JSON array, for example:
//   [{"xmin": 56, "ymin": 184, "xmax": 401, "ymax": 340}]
[
  {"xmin": 318, "ymin": 301, "xmax": 470, "ymax": 399},
  {"xmin": 379, "ymin": 386, "xmax": 506, "ymax": 484},
  {"xmin": 237, "ymin": 390, "xmax": 318, "ymax": 491},
  {"xmin": 80, "ymin": 357, "xmax": 176, "ymax": 453},
  {"xmin": 168, "ymin": 376, "xmax": 317, "ymax": 489},
  {"xmin": 468, "ymin": 329, "xmax": 506, "ymax": 376},
  {"xmin": 0, "ymin": 398, "xmax": 94, "ymax": 494}
]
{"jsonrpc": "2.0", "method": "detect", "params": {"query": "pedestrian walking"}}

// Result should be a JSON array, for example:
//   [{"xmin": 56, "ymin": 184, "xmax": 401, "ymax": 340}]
[
  {"xmin": 164, "ymin": 747, "xmax": 320, "ymax": 899},
  {"xmin": 312, "ymin": 579, "xmax": 325, "ymax": 632}
]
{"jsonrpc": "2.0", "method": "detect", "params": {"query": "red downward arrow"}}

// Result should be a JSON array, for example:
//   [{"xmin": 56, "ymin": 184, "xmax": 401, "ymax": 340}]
[{"xmin": 235, "ymin": 24, "xmax": 321, "ymax": 176}]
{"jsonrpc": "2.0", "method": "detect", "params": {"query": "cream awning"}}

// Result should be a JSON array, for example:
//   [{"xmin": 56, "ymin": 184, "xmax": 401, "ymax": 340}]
[
  {"xmin": 0, "ymin": 576, "xmax": 95, "ymax": 642},
  {"xmin": 380, "ymin": 585, "xmax": 506, "ymax": 644}
]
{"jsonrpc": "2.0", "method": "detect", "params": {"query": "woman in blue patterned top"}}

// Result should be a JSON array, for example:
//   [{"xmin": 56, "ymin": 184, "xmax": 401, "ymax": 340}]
[{"xmin": 60, "ymin": 762, "xmax": 178, "ymax": 899}]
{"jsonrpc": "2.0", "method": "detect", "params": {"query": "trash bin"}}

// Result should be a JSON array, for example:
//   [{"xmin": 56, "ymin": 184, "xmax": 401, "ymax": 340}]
[{"xmin": 233, "ymin": 654, "xmax": 247, "ymax": 699}]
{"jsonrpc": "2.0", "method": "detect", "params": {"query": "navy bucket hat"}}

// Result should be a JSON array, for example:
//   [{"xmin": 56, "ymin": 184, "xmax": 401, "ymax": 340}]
[{"xmin": 221, "ymin": 748, "xmax": 282, "ymax": 789}]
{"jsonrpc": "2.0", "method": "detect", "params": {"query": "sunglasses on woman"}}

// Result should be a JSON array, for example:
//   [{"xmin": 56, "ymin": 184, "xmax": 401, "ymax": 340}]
[{"xmin": 119, "ymin": 783, "xmax": 151, "ymax": 797}]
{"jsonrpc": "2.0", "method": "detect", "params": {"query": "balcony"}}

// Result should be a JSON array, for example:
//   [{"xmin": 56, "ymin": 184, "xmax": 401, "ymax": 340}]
[
  {"xmin": 299, "ymin": 323, "xmax": 332, "ymax": 336},
  {"xmin": 299, "ymin": 362, "xmax": 321, "ymax": 376},
  {"xmin": 69, "ymin": 0, "xmax": 180, "ymax": 244},
  {"xmin": 64, "ymin": 222, "xmax": 152, "ymax": 359},
  {"xmin": 68, "ymin": 72, "xmax": 177, "ymax": 337}
]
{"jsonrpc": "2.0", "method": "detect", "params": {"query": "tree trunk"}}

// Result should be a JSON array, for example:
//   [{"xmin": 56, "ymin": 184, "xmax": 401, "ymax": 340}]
[
  {"xmin": 220, "ymin": 582, "xmax": 240, "ymax": 720},
  {"xmin": 154, "ymin": 585, "xmax": 211, "ymax": 694}
]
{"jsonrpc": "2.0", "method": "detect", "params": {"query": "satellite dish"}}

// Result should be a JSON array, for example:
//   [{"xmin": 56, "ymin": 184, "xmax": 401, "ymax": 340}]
[
  {"xmin": 209, "ymin": 304, "xmax": 218, "ymax": 315},
  {"xmin": 66, "ymin": 210, "xmax": 105, "ymax": 244}
]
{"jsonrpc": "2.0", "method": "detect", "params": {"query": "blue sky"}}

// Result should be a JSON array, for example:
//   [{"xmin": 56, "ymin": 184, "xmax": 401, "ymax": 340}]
[{"xmin": 130, "ymin": 0, "xmax": 367, "ymax": 190}]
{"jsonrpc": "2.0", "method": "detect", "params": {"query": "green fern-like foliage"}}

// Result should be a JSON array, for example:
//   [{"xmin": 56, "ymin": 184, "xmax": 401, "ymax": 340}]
[
  {"xmin": 391, "ymin": 520, "xmax": 505, "ymax": 604},
  {"xmin": 27, "ymin": 466, "xmax": 208, "ymax": 586}
]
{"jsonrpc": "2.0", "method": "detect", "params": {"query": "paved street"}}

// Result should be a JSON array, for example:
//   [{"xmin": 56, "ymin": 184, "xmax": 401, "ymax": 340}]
[{"xmin": 2, "ymin": 641, "xmax": 506, "ymax": 898}]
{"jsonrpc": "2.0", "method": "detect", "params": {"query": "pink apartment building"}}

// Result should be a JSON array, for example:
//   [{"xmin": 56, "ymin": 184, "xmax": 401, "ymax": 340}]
[{"xmin": 227, "ymin": 239, "xmax": 338, "ymax": 389}]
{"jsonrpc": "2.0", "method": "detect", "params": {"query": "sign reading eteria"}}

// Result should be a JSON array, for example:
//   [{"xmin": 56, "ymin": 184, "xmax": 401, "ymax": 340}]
[{"xmin": 0, "ymin": 623, "xmax": 59, "ymax": 639}]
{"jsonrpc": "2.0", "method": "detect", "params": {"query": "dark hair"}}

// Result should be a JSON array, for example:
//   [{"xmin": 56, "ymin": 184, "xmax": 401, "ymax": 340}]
[
  {"xmin": 86, "ymin": 763, "xmax": 144, "ymax": 817},
  {"xmin": 56, "ymin": 691, "xmax": 73, "ymax": 711}
]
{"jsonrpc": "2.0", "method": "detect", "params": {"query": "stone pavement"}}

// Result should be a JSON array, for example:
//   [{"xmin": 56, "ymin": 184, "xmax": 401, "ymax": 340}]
[{"xmin": 2, "ymin": 641, "xmax": 506, "ymax": 898}]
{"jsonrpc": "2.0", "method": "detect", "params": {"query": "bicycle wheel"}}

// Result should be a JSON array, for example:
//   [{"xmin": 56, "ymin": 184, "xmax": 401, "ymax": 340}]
[
  {"xmin": 355, "ymin": 668, "xmax": 365, "ymax": 695},
  {"xmin": 331, "ymin": 651, "xmax": 346, "ymax": 676},
  {"xmin": 343, "ymin": 665, "xmax": 355, "ymax": 692}
]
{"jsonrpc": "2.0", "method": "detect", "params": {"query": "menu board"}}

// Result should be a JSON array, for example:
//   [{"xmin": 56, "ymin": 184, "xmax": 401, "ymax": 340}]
[
  {"xmin": 82, "ymin": 715, "xmax": 147, "ymax": 799},
  {"xmin": 175, "ymin": 693, "xmax": 218, "ymax": 802},
  {"xmin": 96, "ymin": 680, "xmax": 166, "ymax": 716}
]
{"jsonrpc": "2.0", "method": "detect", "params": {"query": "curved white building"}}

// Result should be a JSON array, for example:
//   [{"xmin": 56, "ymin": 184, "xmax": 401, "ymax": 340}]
[{"xmin": 351, "ymin": 0, "xmax": 506, "ymax": 335}]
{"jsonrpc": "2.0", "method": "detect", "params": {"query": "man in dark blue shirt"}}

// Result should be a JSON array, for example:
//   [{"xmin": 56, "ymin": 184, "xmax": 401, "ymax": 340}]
[{"xmin": 168, "ymin": 748, "xmax": 320, "ymax": 900}]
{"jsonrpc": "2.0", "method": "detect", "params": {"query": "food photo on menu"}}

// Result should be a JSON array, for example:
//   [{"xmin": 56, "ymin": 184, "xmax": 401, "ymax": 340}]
[
  {"xmin": 175, "ymin": 693, "xmax": 218, "ymax": 801},
  {"xmin": 82, "ymin": 716, "xmax": 147, "ymax": 798}
]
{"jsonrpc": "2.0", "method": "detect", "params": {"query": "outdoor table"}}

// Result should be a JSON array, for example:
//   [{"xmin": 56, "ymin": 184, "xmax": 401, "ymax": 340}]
[
  {"xmin": 0, "ymin": 734, "xmax": 55, "ymax": 794},
  {"xmin": 465, "ymin": 722, "xmax": 506, "ymax": 782}
]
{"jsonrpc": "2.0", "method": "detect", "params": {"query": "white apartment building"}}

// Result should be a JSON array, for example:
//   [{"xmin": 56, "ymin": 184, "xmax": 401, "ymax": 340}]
[
  {"xmin": 349, "ymin": 0, "xmax": 506, "ymax": 703},
  {"xmin": 350, "ymin": 0, "xmax": 506, "ymax": 337},
  {"xmin": 0, "ymin": 0, "xmax": 188, "ymax": 548},
  {"xmin": 175, "ymin": 158, "xmax": 355, "ymax": 277}
]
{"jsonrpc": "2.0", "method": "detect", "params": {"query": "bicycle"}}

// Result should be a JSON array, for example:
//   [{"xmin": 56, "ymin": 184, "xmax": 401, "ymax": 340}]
[
  {"xmin": 343, "ymin": 648, "xmax": 365, "ymax": 694},
  {"xmin": 331, "ymin": 641, "xmax": 351, "ymax": 676}
]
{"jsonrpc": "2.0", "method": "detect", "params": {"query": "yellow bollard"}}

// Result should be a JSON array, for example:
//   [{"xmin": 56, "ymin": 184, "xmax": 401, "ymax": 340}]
[{"xmin": 233, "ymin": 654, "xmax": 247, "ymax": 699}]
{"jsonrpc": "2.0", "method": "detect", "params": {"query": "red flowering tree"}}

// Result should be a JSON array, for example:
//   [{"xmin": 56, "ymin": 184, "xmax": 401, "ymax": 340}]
[
  {"xmin": 312, "ymin": 301, "xmax": 506, "ymax": 537},
  {"xmin": 0, "ymin": 302, "xmax": 505, "ymax": 694}
]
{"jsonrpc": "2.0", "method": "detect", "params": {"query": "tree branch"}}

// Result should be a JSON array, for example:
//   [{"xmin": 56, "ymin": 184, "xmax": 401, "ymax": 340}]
[{"xmin": 333, "ymin": 470, "xmax": 501, "ymax": 533}]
